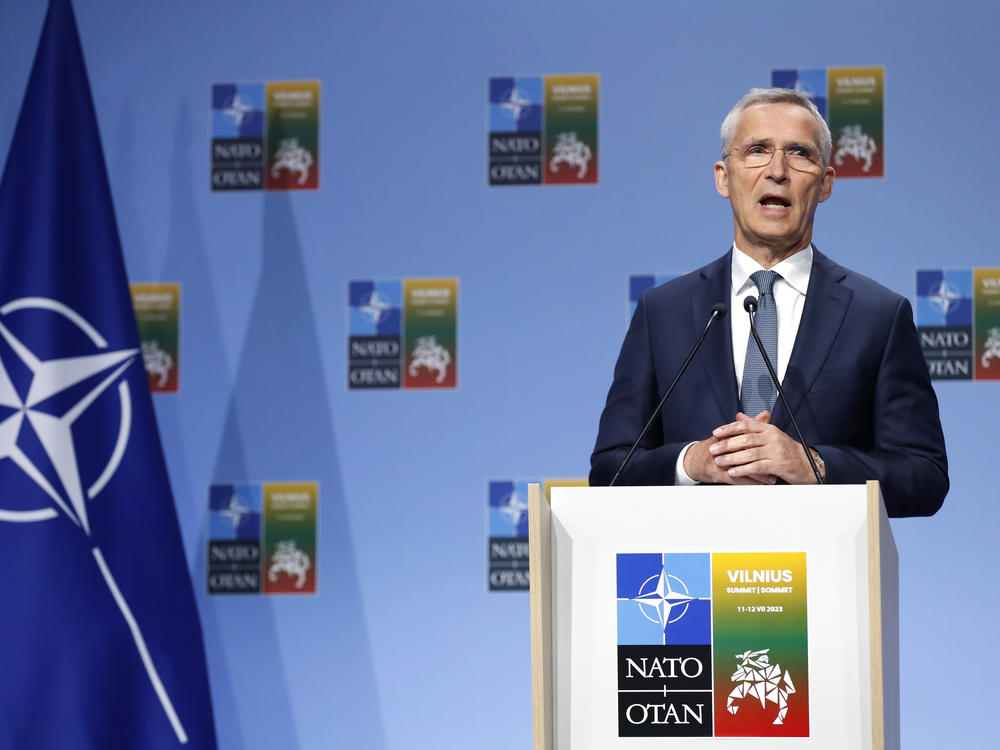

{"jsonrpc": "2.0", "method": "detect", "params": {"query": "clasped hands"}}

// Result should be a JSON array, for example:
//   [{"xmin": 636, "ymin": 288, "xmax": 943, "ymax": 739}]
[{"xmin": 682, "ymin": 411, "xmax": 821, "ymax": 485}]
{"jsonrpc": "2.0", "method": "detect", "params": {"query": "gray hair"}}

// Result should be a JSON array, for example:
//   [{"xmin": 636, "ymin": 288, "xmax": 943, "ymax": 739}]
[{"xmin": 720, "ymin": 88, "xmax": 832, "ymax": 166}]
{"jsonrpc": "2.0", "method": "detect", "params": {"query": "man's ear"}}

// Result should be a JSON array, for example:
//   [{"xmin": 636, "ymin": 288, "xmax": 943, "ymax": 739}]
[
  {"xmin": 818, "ymin": 165, "xmax": 835, "ymax": 203},
  {"xmin": 715, "ymin": 161, "xmax": 730, "ymax": 199}
]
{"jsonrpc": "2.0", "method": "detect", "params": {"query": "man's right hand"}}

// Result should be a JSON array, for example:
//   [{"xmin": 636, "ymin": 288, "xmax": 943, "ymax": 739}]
[{"xmin": 682, "ymin": 411, "xmax": 777, "ymax": 485}]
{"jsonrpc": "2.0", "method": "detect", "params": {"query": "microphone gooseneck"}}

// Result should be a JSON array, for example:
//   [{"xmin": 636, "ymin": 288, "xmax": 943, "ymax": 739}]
[
  {"xmin": 743, "ymin": 297, "xmax": 824, "ymax": 485},
  {"xmin": 609, "ymin": 302, "xmax": 727, "ymax": 487}
]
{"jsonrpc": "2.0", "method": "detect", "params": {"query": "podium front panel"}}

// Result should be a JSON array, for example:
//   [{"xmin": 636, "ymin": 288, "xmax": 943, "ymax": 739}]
[{"xmin": 548, "ymin": 484, "xmax": 885, "ymax": 749}]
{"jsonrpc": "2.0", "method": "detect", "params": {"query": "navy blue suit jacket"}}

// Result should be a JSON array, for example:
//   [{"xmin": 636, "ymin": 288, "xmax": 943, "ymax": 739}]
[{"xmin": 589, "ymin": 248, "xmax": 948, "ymax": 517}]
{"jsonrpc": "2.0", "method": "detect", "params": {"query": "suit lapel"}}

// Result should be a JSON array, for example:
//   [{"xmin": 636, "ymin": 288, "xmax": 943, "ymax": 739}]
[
  {"xmin": 771, "ymin": 248, "xmax": 852, "ymax": 431},
  {"xmin": 691, "ymin": 250, "xmax": 739, "ymax": 423}
]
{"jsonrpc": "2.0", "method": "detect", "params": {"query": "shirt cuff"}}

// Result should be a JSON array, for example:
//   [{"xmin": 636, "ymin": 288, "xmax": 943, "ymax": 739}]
[{"xmin": 675, "ymin": 442, "xmax": 699, "ymax": 486}]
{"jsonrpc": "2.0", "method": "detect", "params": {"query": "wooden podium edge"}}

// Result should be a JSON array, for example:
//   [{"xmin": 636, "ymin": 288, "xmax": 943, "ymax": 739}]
[
  {"xmin": 867, "ymin": 480, "xmax": 900, "ymax": 750},
  {"xmin": 528, "ymin": 483, "xmax": 552, "ymax": 750}
]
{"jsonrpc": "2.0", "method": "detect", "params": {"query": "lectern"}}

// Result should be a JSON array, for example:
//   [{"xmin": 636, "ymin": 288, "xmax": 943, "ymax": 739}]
[{"xmin": 529, "ymin": 482, "xmax": 898, "ymax": 749}]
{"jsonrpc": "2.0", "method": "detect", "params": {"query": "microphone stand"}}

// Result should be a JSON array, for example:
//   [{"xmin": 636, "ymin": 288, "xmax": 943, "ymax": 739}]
[
  {"xmin": 743, "ymin": 296, "xmax": 824, "ymax": 485},
  {"xmin": 610, "ymin": 303, "xmax": 727, "ymax": 487}
]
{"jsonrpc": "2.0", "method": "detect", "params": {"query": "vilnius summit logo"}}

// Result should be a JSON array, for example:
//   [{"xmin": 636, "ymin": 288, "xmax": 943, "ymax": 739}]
[
  {"xmin": 208, "ymin": 482, "xmax": 318, "ymax": 595},
  {"xmin": 488, "ymin": 74, "xmax": 598, "ymax": 186},
  {"xmin": 616, "ymin": 552, "xmax": 810, "ymax": 738},
  {"xmin": 212, "ymin": 81, "xmax": 320, "ymax": 191},
  {"xmin": 348, "ymin": 278, "xmax": 458, "ymax": 390}
]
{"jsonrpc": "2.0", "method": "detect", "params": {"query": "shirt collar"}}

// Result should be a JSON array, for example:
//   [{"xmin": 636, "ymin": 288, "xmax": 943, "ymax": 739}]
[{"xmin": 731, "ymin": 243, "xmax": 813, "ymax": 297}]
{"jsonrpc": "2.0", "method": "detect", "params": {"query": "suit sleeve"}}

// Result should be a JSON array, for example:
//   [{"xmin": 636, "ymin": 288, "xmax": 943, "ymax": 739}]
[
  {"xmin": 589, "ymin": 293, "xmax": 691, "ymax": 486},
  {"xmin": 815, "ymin": 297, "xmax": 948, "ymax": 516}
]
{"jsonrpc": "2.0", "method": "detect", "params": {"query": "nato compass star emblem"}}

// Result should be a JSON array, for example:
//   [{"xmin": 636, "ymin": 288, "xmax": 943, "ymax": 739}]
[
  {"xmin": 498, "ymin": 488, "xmax": 529, "ymax": 529},
  {"xmin": 0, "ymin": 296, "xmax": 189, "ymax": 744},
  {"xmin": 629, "ymin": 567, "xmax": 700, "ymax": 630},
  {"xmin": 500, "ymin": 86, "xmax": 532, "ymax": 123},
  {"xmin": 219, "ymin": 492, "xmax": 251, "ymax": 531},
  {"xmin": 224, "ymin": 92, "xmax": 253, "ymax": 128},
  {"xmin": 928, "ymin": 279, "xmax": 962, "ymax": 316},
  {"xmin": 0, "ymin": 298, "xmax": 137, "ymax": 529},
  {"xmin": 360, "ymin": 290, "xmax": 391, "ymax": 325}
]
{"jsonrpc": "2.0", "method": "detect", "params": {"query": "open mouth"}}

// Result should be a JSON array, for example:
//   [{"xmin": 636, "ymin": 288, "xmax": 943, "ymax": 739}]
[{"xmin": 759, "ymin": 196, "xmax": 790, "ymax": 210}]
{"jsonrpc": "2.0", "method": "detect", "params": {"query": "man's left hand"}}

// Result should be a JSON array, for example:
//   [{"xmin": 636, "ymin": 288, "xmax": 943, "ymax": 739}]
[{"xmin": 708, "ymin": 413, "xmax": 822, "ymax": 485}]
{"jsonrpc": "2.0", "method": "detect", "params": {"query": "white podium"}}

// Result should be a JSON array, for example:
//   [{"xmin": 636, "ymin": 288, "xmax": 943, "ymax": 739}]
[{"xmin": 529, "ymin": 482, "xmax": 898, "ymax": 749}]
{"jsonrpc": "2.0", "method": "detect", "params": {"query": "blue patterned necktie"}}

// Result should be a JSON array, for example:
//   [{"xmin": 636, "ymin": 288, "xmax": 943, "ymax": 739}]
[{"xmin": 741, "ymin": 270, "xmax": 780, "ymax": 416}]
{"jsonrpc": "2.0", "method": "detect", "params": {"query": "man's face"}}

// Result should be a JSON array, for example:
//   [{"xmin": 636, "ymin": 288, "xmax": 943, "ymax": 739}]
[{"xmin": 715, "ymin": 102, "xmax": 835, "ymax": 262}]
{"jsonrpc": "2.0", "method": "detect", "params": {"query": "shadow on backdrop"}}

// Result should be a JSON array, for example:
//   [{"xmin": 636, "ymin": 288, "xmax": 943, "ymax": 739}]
[
  {"xmin": 211, "ymin": 187, "xmax": 387, "ymax": 748},
  {"xmin": 160, "ymin": 100, "xmax": 262, "ymax": 750}
]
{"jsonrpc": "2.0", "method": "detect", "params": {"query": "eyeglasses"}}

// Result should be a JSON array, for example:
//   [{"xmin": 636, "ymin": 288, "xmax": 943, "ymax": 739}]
[{"xmin": 726, "ymin": 142, "xmax": 823, "ymax": 173}]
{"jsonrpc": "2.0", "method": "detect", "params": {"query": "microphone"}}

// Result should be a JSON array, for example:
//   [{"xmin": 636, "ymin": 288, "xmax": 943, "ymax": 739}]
[
  {"xmin": 609, "ymin": 302, "xmax": 728, "ymax": 487},
  {"xmin": 742, "ymin": 295, "xmax": 824, "ymax": 484}
]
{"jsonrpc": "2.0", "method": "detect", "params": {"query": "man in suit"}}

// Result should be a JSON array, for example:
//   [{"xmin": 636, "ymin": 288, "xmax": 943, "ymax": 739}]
[{"xmin": 589, "ymin": 88, "xmax": 948, "ymax": 517}]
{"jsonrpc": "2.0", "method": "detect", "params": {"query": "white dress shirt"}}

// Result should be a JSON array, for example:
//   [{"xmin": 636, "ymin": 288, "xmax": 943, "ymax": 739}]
[{"xmin": 674, "ymin": 244, "xmax": 813, "ymax": 484}]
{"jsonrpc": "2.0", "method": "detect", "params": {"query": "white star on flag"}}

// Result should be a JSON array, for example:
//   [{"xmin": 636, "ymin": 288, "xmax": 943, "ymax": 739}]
[{"xmin": 0, "ymin": 317, "xmax": 136, "ymax": 534}]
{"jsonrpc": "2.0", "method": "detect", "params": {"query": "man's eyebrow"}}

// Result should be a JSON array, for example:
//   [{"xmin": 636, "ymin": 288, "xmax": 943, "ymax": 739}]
[{"xmin": 744, "ymin": 136, "xmax": 819, "ymax": 148}]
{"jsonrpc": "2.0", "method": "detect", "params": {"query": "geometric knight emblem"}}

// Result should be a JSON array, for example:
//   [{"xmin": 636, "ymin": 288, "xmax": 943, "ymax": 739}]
[
  {"xmin": 727, "ymin": 648, "xmax": 796, "ymax": 725},
  {"xmin": 983, "ymin": 327, "xmax": 1000, "ymax": 369}
]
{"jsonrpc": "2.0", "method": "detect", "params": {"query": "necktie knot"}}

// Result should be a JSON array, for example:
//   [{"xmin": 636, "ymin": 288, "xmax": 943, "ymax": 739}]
[{"xmin": 751, "ymin": 269, "xmax": 779, "ymax": 296}]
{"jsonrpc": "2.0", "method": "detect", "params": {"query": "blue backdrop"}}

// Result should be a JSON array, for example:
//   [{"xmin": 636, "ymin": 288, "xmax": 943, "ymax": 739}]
[{"xmin": 1, "ymin": 1, "xmax": 996, "ymax": 747}]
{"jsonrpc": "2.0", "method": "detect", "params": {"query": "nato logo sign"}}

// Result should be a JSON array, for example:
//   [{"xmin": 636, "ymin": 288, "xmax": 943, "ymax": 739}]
[
  {"xmin": 488, "ymin": 480, "xmax": 531, "ymax": 591},
  {"xmin": 488, "ymin": 77, "xmax": 543, "ymax": 185},
  {"xmin": 617, "ymin": 553, "xmax": 713, "ymax": 737},
  {"xmin": 208, "ymin": 483, "xmax": 263, "ymax": 593},
  {"xmin": 917, "ymin": 268, "xmax": 1000, "ymax": 380},
  {"xmin": 212, "ymin": 81, "xmax": 320, "ymax": 191},
  {"xmin": 349, "ymin": 280, "xmax": 403, "ymax": 388},
  {"xmin": 488, "ymin": 74, "xmax": 598, "ymax": 186},
  {"xmin": 211, "ymin": 83, "xmax": 265, "ymax": 190},
  {"xmin": 208, "ymin": 481, "xmax": 318, "ymax": 595},
  {"xmin": 916, "ymin": 269, "xmax": 974, "ymax": 380},
  {"xmin": 348, "ymin": 278, "xmax": 458, "ymax": 390}
]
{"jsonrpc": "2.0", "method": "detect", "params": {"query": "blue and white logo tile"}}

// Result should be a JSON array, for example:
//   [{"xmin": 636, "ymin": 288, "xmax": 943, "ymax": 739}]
[
  {"xmin": 349, "ymin": 280, "xmax": 402, "ymax": 336},
  {"xmin": 617, "ymin": 552, "xmax": 712, "ymax": 645},
  {"xmin": 916, "ymin": 269, "xmax": 973, "ymax": 326},
  {"xmin": 489, "ymin": 77, "xmax": 542, "ymax": 133}
]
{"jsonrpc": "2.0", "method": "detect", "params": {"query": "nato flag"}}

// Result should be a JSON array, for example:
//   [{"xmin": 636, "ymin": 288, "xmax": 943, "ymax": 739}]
[{"xmin": 0, "ymin": 1, "xmax": 217, "ymax": 747}]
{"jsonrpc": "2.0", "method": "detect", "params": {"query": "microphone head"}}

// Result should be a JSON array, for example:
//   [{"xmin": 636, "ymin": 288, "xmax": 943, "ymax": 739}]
[
  {"xmin": 743, "ymin": 295, "xmax": 758, "ymax": 313},
  {"xmin": 711, "ymin": 302, "xmax": 728, "ymax": 320}
]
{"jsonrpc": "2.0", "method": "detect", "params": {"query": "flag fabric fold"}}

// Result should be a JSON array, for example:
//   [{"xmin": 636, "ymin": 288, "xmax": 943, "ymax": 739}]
[{"xmin": 0, "ymin": 1, "xmax": 217, "ymax": 747}]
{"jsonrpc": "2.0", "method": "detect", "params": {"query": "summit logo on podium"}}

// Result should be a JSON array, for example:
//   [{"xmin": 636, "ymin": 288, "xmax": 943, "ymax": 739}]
[{"xmin": 617, "ymin": 551, "xmax": 810, "ymax": 738}]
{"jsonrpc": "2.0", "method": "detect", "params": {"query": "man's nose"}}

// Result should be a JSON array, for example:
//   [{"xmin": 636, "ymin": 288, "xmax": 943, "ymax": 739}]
[{"xmin": 765, "ymin": 149, "xmax": 789, "ymax": 180}]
